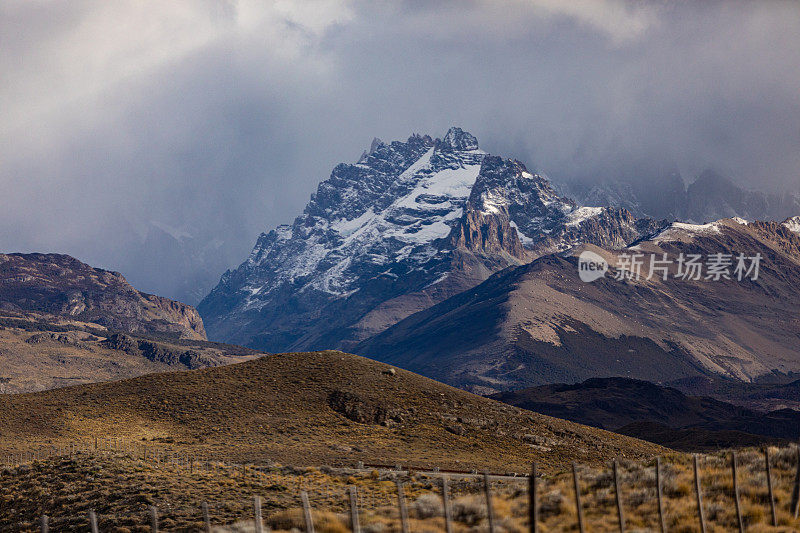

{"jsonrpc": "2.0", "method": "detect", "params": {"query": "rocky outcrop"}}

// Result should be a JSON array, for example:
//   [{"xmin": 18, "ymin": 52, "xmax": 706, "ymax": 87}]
[
  {"xmin": 0, "ymin": 253, "xmax": 206, "ymax": 340},
  {"xmin": 449, "ymin": 209, "xmax": 528, "ymax": 259},
  {"xmin": 102, "ymin": 333, "xmax": 216, "ymax": 368}
]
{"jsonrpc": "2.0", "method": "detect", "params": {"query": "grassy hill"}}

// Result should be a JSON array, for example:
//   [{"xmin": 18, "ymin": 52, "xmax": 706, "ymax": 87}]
[{"xmin": 0, "ymin": 351, "xmax": 664, "ymax": 474}]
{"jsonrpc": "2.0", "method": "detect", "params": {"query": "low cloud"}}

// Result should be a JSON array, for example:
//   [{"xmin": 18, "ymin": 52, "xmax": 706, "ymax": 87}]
[{"xmin": 1, "ymin": 0, "xmax": 798, "ymax": 300}]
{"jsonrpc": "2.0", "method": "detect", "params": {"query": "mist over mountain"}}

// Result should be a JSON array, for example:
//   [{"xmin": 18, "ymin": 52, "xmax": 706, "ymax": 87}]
[
  {"xmin": 2, "ymin": 1, "xmax": 800, "ymax": 304},
  {"xmin": 559, "ymin": 167, "xmax": 800, "ymax": 223}
]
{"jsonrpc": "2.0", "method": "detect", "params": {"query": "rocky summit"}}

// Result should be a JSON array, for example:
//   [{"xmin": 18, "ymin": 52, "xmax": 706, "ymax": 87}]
[{"xmin": 199, "ymin": 128, "xmax": 666, "ymax": 351}]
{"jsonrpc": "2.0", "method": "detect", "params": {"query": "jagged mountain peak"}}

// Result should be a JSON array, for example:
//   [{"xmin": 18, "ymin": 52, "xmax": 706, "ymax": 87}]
[
  {"xmin": 564, "ymin": 165, "xmax": 800, "ymax": 224},
  {"xmin": 369, "ymin": 136, "xmax": 384, "ymax": 153},
  {"xmin": 439, "ymin": 127, "xmax": 479, "ymax": 151}
]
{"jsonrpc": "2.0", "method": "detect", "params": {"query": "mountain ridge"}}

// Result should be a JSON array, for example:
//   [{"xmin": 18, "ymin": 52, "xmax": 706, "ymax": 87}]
[
  {"xmin": 562, "ymin": 167, "xmax": 800, "ymax": 223},
  {"xmin": 0, "ymin": 252, "xmax": 206, "ymax": 340},
  {"xmin": 0, "ymin": 252, "xmax": 262, "ymax": 393},
  {"xmin": 357, "ymin": 217, "xmax": 800, "ymax": 392}
]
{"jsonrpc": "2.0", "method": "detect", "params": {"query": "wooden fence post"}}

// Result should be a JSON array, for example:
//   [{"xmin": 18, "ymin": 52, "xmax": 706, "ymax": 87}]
[
  {"xmin": 655, "ymin": 457, "xmax": 667, "ymax": 533},
  {"xmin": 149, "ymin": 505, "xmax": 159, "ymax": 533},
  {"xmin": 202, "ymin": 502, "xmax": 211, "ymax": 533},
  {"xmin": 441, "ymin": 476, "xmax": 453, "ymax": 533},
  {"xmin": 763, "ymin": 448, "xmax": 777, "ymax": 527},
  {"xmin": 301, "ymin": 491, "xmax": 316, "ymax": 533},
  {"xmin": 731, "ymin": 452, "xmax": 744, "ymax": 533},
  {"xmin": 793, "ymin": 445, "xmax": 800, "ymax": 519},
  {"xmin": 693, "ymin": 455, "xmax": 706, "ymax": 533},
  {"xmin": 40, "ymin": 515, "xmax": 48, "ymax": 533},
  {"xmin": 88, "ymin": 510, "xmax": 99, "ymax": 533},
  {"xmin": 396, "ymin": 480, "xmax": 410, "ymax": 533},
  {"xmin": 254, "ymin": 495, "xmax": 264, "ymax": 533},
  {"xmin": 529, "ymin": 462, "xmax": 538, "ymax": 533},
  {"xmin": 572, "ymin": 463, "xmax": 586, "ymax": 533},
  {"xmin": 613, "ymin": 460, "xmax": 626, "ymax": 533},
  {"xmin": 349, "ymin": 487, "xmax": 361, "ymax": 533},
  {"xmin": 484, "ymin": 472, "xmax": 497, "ymax": 533}
]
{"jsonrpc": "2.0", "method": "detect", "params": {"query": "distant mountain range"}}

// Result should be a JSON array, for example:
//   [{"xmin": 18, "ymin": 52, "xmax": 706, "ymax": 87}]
[
  {"xmin": 359, "ymin": 218, "xmax": 800, "ymax": 392},
  {"xmin": 106, "ymin": 134, "xmax": 799, "ymax": 311}
]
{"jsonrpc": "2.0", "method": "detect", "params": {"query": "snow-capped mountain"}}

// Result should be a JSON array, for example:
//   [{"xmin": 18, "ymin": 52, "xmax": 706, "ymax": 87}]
[{"xmin": 199, "ymin": 128, "xmax": 666, "ymax": 351}]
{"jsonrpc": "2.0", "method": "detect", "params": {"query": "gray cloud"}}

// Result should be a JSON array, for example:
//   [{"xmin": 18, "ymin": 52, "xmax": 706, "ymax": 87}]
[{"xmin": 2, "ymin": 0, "xmax": 799, "ymax": 302}]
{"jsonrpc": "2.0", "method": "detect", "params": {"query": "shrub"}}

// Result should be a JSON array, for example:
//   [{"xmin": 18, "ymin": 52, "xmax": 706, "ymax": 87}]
[{"xmin": 412, "ymin": 493, "xmax": 442, "ymax": 519}]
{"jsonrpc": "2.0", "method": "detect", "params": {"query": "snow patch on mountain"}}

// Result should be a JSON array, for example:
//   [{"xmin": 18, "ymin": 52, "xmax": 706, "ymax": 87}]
[
  {"xmin": 782, "ymin": 216, "xmax": 800, "ymax": 234},
  {"xmin": 509, "ymin": 220, "xmax": 534, "ymax": 245},
  {"xmin": 651, "ymin": 221, "xmax": 723, "ymax": 244},
  {"xmin": 565, "ymin": 206, "xmax": 604, "ymax": 227}
]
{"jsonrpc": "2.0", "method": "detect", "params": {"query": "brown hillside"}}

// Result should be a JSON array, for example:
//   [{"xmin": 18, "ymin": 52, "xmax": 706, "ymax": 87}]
[{"xmin": 0, "ymin": 351, "xmax": 664, "ymax": 473}]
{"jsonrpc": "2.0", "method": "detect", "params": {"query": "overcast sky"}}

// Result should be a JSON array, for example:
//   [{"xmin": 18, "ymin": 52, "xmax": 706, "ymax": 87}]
[{"xmin": 2, "ymin": 0, "xmax": 799, "ymax": 300}]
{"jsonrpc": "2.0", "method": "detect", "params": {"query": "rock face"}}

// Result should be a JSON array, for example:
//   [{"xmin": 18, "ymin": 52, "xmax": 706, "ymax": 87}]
[
  {"xmin": 0, "ymin": 253, "xmax": 206, "ymax": 340},
  {"xmin": 199, "ymin": 128, "xmax": 665, "ymax": 351},
  {"xmin": 358, "ymin": 218, "xmax": 800, "ymax": 392}
]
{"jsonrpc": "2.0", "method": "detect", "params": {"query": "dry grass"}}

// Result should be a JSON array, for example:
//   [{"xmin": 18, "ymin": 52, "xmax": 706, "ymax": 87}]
[{"xmin": 2, "ymin": 447, "xmax": 799, "ymax": 532}]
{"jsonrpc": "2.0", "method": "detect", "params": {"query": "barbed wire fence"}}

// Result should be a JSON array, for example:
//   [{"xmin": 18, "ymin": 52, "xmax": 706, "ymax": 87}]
[{"xmin": 4, "ymin": 438, "xmax": 800, "ymax": 532}]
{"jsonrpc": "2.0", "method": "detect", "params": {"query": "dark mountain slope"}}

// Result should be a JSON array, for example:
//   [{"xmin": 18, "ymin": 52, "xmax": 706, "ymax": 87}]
[
  {"xmin": 491, "ymin": 377, "xmax": 800, "ymax": 450},
  {"xmin": 0, "ymin": 253, "xmax": 257, "ymax": 393},
  {"xmin": 0, "ymin": 253, "xmax": 205, "ymax": 340}
]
